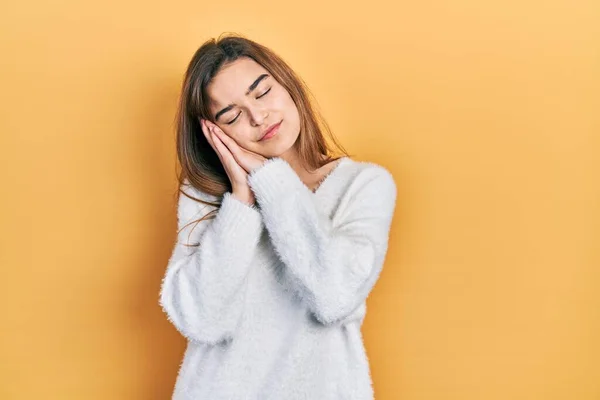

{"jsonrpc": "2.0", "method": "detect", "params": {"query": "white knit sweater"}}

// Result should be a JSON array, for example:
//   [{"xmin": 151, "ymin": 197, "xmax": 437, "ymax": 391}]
[{"xmin": 159, "ymin": 156, "xmax": 397, "ymax": 400}]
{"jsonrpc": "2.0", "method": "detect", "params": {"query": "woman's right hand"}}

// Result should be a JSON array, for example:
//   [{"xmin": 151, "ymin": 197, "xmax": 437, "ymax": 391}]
[{"xmin": 200, "ymin": 119, "xmax": 256, "ymax": 206}]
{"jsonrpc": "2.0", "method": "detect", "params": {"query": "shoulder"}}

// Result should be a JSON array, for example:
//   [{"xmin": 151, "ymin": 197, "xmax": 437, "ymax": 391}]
[
  {"xmin": 333, "ymin": 158, "xmax": 397, "ymax": 221},
  {"xmin": 341, "ymin": 158, "xmax": 397, "ymax": 194}
]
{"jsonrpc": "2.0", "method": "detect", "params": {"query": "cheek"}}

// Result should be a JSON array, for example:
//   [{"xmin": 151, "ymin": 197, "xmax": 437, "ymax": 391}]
[
  {"xmin": 272, "ymin": 86, "xmax": 294, "ymax": 109},
  {"xmin": 284, "ymin": 95, "xmax": 300, "ymax": 123},
  {"xmin": 278, "ymin": 92, "xmax": 298, "ymax": 119},
  {"xmin": 226, "ymin": 127, "xmax": 254, "ymax": 147}
]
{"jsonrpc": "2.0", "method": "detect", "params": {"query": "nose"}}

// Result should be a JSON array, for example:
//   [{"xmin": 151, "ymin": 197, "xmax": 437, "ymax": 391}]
[{"xmin": 249, "ymin": 106, "xmax": 269, "ymax": 127}]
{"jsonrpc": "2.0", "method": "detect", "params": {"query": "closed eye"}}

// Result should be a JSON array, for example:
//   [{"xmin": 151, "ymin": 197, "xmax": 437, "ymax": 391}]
[
  {"xmin": 257, "ymin": 87, "xmax": 271, "ymax": 98},
  {"xmin": 225, "ymin": 87, "xmax": 272, "ymax": 125},
  {"xmin": 226, "ymin": 114, "xmax": 240, "ymax": 125}
]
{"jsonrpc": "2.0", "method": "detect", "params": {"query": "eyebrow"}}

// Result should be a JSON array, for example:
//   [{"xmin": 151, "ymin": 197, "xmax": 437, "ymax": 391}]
[{"xmin": 214, "ymin": 73, "xmax": 270, "ymax": 122}]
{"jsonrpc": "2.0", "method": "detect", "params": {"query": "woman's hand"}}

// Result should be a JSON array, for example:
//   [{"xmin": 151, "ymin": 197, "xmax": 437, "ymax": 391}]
[
  {"xmin": 201, "ymin": 119, "xmax": 266, "ymax": 205},
  {"xmin": 202, "ymin": 120, "xmax": 267, "ymax": 174}
]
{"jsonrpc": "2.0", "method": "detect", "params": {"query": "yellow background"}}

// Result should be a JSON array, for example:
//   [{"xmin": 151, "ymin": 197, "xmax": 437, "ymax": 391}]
[{"xmin": 1, "ymin": 0, "xmax": 598, "ymax": 399}]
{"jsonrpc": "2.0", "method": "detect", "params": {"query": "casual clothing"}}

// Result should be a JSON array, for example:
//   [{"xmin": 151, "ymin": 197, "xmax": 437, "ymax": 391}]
[{"xmin": 159, "ymin": 156, "xmax": 397, "ymax": 399}]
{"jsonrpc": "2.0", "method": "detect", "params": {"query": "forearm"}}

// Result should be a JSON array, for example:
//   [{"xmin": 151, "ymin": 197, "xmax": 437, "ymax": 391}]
[
  {"xmin": 160, "ymin": 191, "xmax": 264, "ymax": 344},
  {"xmin": 248, "ymin": 158, "xmax": 397, "ymax": 325}
]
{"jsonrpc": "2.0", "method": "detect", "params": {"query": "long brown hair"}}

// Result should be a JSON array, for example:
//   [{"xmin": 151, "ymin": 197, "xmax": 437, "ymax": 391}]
[{"xmin": 173, "ymin": 32, "xmax": 350, "ymax": 242}]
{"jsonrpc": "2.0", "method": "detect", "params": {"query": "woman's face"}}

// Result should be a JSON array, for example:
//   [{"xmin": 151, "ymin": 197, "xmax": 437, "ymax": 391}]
[{"xmin": 206, "ymin": 57, "xmax": 301, "ymax": 158}]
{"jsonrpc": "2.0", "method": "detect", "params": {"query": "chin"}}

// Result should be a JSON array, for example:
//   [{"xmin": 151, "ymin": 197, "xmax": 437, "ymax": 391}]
[{"xmin": 259, "ymin": 135, "xmax": 294, "ymax": 158}]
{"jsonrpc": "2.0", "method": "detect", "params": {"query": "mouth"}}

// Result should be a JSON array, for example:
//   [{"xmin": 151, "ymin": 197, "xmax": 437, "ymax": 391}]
[{"xmin": 259, "ymin": 120, "xmax": 282, "ymax": 141}]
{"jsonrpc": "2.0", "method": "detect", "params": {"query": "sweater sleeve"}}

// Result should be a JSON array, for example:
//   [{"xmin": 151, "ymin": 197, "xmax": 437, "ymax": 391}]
[
  {"xmin": 247, "ymin": 158, "xmax": 397, "ymax": 326},
  {"xmin": 159, "ymin": 181, "xmax": 264, "ymax": 345}
]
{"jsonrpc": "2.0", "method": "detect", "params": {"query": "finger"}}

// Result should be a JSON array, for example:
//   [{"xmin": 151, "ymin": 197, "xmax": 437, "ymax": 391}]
[
  {"xmin": 201, "ymin": 119, "xmax": 216, "ymax": 150},
  {"xmin": 204, "ymin": 123, "xmax": 227, "ymax": 167},
  {"xmin": 240, "ymin": 146, "xmax": 267, "ymax": 161},
  {"xmin": 206, "ymin": 121, "xmax": 225, "ymax": 153},
  {"xmin": 211, "ymin": 131, "xmax": 238, "ymax": 171},
  {"xmin": 211, "ymin": 132, "xmax": 223, "ymax": 160},
  {"xmin": 213, "ymin": 128, "xmax": 267, "ymax": 172},
  {"xmin": 201, "ymin": 122, "xmax": 226, "ymax": 167},
  {"xmin": 205, "ymin": 122, "xmax": 256, "ymax": 175},
  {"xmin": 212, "ymin": 127, "xmax": 246, "ymax": 166}
]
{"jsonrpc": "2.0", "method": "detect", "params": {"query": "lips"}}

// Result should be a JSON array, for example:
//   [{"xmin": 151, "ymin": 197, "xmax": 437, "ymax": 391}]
[{"xmin": 260, "ymin": 121, "xmax": 282, "ymax": 141}]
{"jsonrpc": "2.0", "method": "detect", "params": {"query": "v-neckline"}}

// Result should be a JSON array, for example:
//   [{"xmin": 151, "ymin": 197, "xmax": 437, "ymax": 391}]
[{"xmin": 310, "ymin": 156, "xmax": 349, "ymax": 196}]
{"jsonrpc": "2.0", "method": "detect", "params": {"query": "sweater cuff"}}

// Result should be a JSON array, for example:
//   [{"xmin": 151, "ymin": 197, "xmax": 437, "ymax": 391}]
[
  {"xmin": 216, "ymin": 191, "xmax": 263, "ymax": 234},
  {"xmin": 247, "ymin": 157, "xmax": 302, "ymax": 205}
]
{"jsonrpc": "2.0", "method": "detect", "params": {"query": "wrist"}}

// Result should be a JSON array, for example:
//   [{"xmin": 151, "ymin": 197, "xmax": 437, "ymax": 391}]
[{"xmin": 231, "ymin": 188, "xmax": 255, "ymax": 206}]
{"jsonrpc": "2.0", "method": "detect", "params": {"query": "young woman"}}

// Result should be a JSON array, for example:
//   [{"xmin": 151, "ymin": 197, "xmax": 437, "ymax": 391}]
[{"xmin": 159, "ymin": 33, "xmax": 398, "ymax": 400}]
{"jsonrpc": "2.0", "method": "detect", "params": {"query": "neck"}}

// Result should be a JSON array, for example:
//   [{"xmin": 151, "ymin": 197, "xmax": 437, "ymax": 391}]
[{"xmin": 277, "ymin": 147, "xmax": 326, "ymax": 187}]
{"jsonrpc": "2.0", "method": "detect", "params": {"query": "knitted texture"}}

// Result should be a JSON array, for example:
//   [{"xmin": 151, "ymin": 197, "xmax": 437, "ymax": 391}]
[{"xmin": 159, "ymin": 156, "xmax": 397, "ymax": 399}]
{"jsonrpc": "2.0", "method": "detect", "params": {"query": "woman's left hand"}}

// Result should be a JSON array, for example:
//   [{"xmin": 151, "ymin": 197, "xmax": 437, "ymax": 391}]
[{"xmin": 205, "ymin": 121, "xmax": 268, "ymax": 174}]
